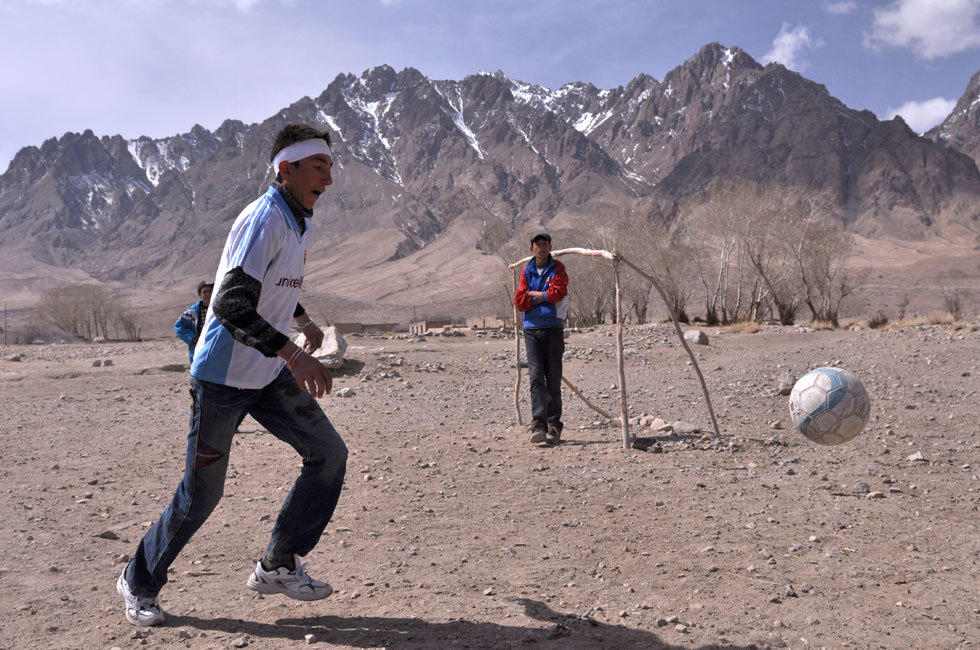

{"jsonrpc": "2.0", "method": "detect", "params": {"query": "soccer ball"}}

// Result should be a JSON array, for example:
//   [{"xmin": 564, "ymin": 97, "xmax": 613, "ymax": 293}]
[{"xmin": 788, "ymin": 367, "xmax": 870, "ymax": 445}]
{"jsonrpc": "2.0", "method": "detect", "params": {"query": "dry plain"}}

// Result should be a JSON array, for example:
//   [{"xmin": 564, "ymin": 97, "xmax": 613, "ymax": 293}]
[{"xmin": 0, "ymin": 321, "xmax": 977, "ymax": 649}]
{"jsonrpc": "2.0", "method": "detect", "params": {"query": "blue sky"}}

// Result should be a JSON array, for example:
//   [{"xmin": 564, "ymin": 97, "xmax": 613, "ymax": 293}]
[{"xmin": 1, "ymin": 0, "xmax": 978, "ymax": 171}]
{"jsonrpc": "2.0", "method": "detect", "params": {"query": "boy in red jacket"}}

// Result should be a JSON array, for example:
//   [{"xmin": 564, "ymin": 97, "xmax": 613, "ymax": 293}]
[{"xmin": 514, "ymin": 233, "xmax": 569, "ymax": 444}]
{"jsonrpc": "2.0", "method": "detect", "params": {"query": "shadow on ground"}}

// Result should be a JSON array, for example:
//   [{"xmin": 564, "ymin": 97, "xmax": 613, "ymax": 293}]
[
  {"xmin": 169, "ymin": 598, "xmax": 760, "ymax": 649},
  {"xmin": 333, "ymin": 358, "xmax": 366, "ymax": 376}
]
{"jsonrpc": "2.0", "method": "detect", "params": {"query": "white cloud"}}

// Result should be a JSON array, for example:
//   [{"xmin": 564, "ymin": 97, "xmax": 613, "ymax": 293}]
[
  {"xmin": 866, "ymin": 0, "xmax": 980, "ymax": 59},
  {"xmin": 885, "ymin": 97, "xmax": 956, "ymax": 133},
  {"xmin": 826, "ymin": 1, "xmax": 857, "ymax": 14},
  {"xmin": 185, "ymin": 0, "xmax": 296, "ymax": 10},
  {"xmin": 761, "ymin": 23, "xmax": 822, "ymax": 71}
]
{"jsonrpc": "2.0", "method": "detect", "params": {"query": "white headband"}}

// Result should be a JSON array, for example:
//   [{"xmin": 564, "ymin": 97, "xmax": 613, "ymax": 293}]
[{"xmin": 272, "ymin": 138, "xmax": 332, "ymax": 173}]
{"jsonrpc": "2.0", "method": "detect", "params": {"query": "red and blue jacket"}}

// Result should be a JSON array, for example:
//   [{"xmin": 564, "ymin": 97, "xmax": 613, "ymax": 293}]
[{"xmin": 514, "ymin": 256, "xmax": 569, "ymax": 329}]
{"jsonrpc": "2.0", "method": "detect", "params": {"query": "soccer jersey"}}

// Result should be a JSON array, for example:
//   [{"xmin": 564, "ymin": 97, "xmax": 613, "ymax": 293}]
[{"xmin": 191, "ymin": 186, "xmax": 310, "ymax": 388}]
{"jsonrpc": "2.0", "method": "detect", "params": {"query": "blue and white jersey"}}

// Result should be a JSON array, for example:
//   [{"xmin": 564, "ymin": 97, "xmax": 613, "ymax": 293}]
[{"xmin": 191, "ymin": 186, "xmax": 310, "ymax": 389}]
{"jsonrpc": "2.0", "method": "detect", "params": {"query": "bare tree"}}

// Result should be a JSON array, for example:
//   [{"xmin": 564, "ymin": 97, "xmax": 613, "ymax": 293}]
[
  {"xmin": 479, "ymin": 216, "xmax": 537, "ymax": 322},
  {"xmin": 115, "ymin": 310, "xmax": 143, "ymax": 341},
  {"xmin": 684, "ymin": 184, "xmax": 752, "ymax": 324},
  {"xmin": 738, "ymin": 185, "xmax": 806, "ymax": 324},
  {"xmin": 621, "ymin": 273, "xmax": 653, "ymax": 324},
  {"xmin": 784, "ymin": 193, "xmax": 854, "ymax": 325},
  {"xmin": 34, "ymin": 284, "xmax": 145, "ymax": 341},
  {"xmin": 478, "ymin": 216, "xmax": 517, "ymax": 264},
  {"xmin": 35, "ymin": 285, "xmax": 115, "ymax": 340},
  {"xmin": 563, "ymin": 249, "xmax": 613, "ymax": 326},
  {"xmin": 572, "ymin": 205, "xmax": 697, "ymax": 325},
  {"xmin": 490, "ymin": 264, "xmax": 520, "ymax": 321},
  {"xmin": 897, "ymin": 293, "xmax": 910, "ymax": 320},
  {"xmin": 637, "ymin": 218, "xmax": 694, "ymax": 323}
]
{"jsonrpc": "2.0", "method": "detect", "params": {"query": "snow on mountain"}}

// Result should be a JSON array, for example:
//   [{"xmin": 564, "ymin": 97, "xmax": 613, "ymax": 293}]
[
  {"xmin": 927, "ymin": 70, "xmax": 980, "ymax": 167},
  {"xmin": 431, "ymin": 83, "xmax": 484, "ymax": 160},
  {"xmin": 0, "ymin": 45, "xmax": 976, "ymax": 291}
]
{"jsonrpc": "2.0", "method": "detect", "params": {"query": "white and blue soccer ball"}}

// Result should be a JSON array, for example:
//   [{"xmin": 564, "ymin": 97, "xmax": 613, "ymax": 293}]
[{"xmin": 788, "ymin": 367, "xmax": 870, "ymax": 445}]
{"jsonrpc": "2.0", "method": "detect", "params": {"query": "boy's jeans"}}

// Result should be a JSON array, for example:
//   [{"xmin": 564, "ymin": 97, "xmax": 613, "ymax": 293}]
[
  {"xmin": 125, "ymin": 367, "xmax": 347, "ymax": 597},
  {"xmin": 524, "ymin": 326, "xmax": 564, "ymax": 425}
]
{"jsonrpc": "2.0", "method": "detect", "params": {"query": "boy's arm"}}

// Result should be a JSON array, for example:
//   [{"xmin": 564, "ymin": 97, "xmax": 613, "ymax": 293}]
[
  {"xmin": 514, "ymin": 269, "xmax": 535, "ymax": 312},
  {"xmin": 174, "ymin": 309, "xmax": 197, "ymax": 344},
  {"xmin": 544, "ymin": 262, "xmax": 568, "ymax": 303},
  {"xmin": 210, "ymin": 267, "xmax": 289, "ymax": 357}
]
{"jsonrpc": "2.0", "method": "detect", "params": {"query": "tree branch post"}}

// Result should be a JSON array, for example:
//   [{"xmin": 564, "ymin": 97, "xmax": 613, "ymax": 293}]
[
  {"xmin": 511, "ymin": 268, "xmax": 523, "ymax": 426},
  {"xmin": 561, "ymin": 376, "xmax": 613, "ymax": 420},
  {"xmin": 614, "ymin": 253, "xmax": 721, "ymax": 439},
  {"xmin": 613, "ymin": 257, "xmax": 631, "ymax": 449}
]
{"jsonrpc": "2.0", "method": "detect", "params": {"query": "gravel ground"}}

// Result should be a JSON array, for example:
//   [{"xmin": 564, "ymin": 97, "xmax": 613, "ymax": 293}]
[{"xmin": 0, "ymin": 321, "xmax": 977, "ymax": 649}]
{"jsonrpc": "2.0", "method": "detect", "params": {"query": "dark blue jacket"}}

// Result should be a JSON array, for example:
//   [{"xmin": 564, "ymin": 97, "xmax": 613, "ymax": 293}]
[{"xmin": 174, "ymin": 301, "xmax": 206, "ymax": 363}]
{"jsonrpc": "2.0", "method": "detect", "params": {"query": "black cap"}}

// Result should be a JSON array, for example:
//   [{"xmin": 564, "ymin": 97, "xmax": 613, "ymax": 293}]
[
  {"xmin": 531, "ymin": 232, "xmax": 552, "ymax": 244},
  {"xmin": 197, "ymin": 280, "xmax": 214, "ymax": 293}
]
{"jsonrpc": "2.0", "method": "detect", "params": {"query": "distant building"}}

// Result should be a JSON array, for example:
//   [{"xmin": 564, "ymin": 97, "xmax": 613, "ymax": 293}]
[
  {"xmin": 363, "ymin": 322, "xmax": 397, "ymax": 334},
  {"xmin": 334, "ymin": 322, "xmax": 398, "ymax": 335},
  {"xmin": 408, "ymin": 319, "xmax": 451, "ymax": 336},
  {"xmin": 333, "ymin": 322, "xmax": 363, "ymax": 334},
  {"xmin": 466, "ymin": 316, "xmax": 507, "ymax": 329}
]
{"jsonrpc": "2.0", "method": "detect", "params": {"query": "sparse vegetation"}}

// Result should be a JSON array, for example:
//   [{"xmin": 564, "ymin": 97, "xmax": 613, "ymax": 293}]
[
  {"xmin": 4, "ymin": 323, "xmax": 67, "ymax": 344},
  {"xmin": 809, "ymin": 319, "xmax": 836, "ymax": 330},
  {"xmin": 721, "ymin": 319, "xmax": 760, "ymax": 333},
  {"xmin": 478, "ymin": 182, "xmax": 872, "ymax": 329},
  {"xmin": 897, "ymin": 293, "xmax": 910, "ymax": 321},
  {"xmin": 942, "ymin": 287, "xmax": 965, "ymax": 321},
  {"xmin": 682, "ymin": 180, "xmax": 858, "ymax": 326},
  {"xmin": 926, "ymin": 311, "xmax": 957, "ymax": 325},
  {"xmin": 882, "ymin": 311, "xmax": 957, "ymax": 330},
  {"xmin": 868, "ymin": 310, "xmax": 889, "ymax": 329},
  {"xmin": 478, "ymin": 216, "xmax": 538, "ymax": 323},
  {"xmin": 33, "ymin": 284, "xmax": 144, "ymax": 341}
]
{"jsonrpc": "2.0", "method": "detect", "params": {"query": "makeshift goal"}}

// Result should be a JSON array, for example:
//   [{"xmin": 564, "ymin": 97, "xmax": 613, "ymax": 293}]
[{"xmin": 509, "ymin": 247, "xmax": 720, "ymax": 449}]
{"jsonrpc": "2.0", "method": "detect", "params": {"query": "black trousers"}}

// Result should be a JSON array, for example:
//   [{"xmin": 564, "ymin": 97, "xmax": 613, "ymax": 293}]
[{"xmin": 524, "ymin": 327, "xmax": 564, "ymax": 425}]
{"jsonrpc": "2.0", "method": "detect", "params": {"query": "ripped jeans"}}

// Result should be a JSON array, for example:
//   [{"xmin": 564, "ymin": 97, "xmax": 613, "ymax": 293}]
[{"xmin": 124, "ymin": 367, "xmax": 348, "ymax": 597}]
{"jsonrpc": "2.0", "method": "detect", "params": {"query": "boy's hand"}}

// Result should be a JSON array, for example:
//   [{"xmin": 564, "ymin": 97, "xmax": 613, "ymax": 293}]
[
  {"xmin": 290, "ymin": 352, "xmax": 332, "ymax": 397},
  {"xmin": 299, "ymin": 321, "xmax": 324, "ymax": 352}
]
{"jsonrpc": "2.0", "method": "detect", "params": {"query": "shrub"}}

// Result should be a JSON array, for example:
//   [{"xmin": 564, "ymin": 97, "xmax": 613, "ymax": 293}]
[
  {"xmin": 868, "ymin": 310, "xmax": 889, "ymax": 329},
  {"xmin": 722, "ymin": 320, "xmax": 761, "ymax": 334},
  {"xmin": 897, "ymin": 293, "xmax": 909, "ymax": 321},
  {"xmin": 942, "ymin": 288, "xmax": 964, "ymax": 321},
  {"xmin": 926, "ymin": 311, "xmax": 955, "ymax": 325}
]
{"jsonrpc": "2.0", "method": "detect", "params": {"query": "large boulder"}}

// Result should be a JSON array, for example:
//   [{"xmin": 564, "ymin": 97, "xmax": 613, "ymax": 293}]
[
  {"xmin": 295, "ymin": 326, "xmax": 347, "ymax": 369},
  {"xmin": 683, "ymin": 329, "xmax": 709, "ymax": 345}
]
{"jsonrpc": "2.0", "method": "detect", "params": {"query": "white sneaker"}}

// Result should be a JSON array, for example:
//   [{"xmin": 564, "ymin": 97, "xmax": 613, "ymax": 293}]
[
  {"xmin": 116, "ymin": 573, "xmax": 165, "ymax": 626},
  {"xmin": 246, "ymin": 555, "xmax": 332, "ymax": 601}
]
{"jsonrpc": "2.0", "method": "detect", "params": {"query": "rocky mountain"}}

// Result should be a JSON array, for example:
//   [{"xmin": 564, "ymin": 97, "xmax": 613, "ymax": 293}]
[
  {"xmin": 927, "ymin": 70, "xmax": 980, "ymax": 168},
  {"xmin": 1, "ymin": 43, "xmax": 978, "ymax": 315}
]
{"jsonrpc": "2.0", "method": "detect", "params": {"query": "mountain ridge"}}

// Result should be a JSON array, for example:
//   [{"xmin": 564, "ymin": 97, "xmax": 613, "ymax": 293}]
[{"xmin": 1, "ymin": 43, "xmax": 978, "ymax": 316}]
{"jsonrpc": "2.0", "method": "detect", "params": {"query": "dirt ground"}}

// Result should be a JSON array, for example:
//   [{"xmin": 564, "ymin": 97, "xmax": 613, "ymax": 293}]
[{"xmin": 0, "ymin": 322, "xmax": 977, "ymax": 649}]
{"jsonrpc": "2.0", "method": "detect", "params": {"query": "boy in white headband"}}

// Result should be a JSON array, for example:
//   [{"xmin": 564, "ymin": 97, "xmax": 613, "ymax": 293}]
[{"xmin": 117, "ymin": 124, "xmax": 347, "ymax": 626}]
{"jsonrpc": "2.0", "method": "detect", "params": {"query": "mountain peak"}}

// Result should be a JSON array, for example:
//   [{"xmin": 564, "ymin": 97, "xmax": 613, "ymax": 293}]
[
  {"xmin": 2, "ymin": 53, "xmax": 979, "ymax": 299},
  {"xmin": 684, "ymin": 42, "xmax": 760, "ymax": 74},
  {"xmin": 926, "ymin": 67, "xmax": 980, "ymax": 167}
]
